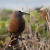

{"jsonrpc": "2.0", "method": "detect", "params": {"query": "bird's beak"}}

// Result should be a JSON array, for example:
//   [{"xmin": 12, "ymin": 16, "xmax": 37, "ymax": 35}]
[{"xmin": 22, "ymin": 12, "xmax": 30, "ymax": 15}]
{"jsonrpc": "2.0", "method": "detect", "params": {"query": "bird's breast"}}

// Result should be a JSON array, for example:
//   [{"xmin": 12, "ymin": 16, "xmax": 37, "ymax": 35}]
[{"xmin": 8, "ymin": 17, "xmax": 25, "ymax": 34}]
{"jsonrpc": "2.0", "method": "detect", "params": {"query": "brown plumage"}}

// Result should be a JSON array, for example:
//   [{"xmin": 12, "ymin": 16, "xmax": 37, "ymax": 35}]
[
  {"xmin": 8, "ymin": 10, "xmax": 29, "ymax": 46},
  {"xmin": 36, "ymin": 7, "xmax": 50, "ymax": 33},
  {"xmin": 36, "ymin": 7, "xmax": 48, "ymax": 21}
]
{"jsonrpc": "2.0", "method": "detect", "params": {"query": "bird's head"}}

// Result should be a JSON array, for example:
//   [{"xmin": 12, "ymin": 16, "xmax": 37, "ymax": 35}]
[
  {"xmin": 35, "ymin": 7, "xmax": 47, "ymax": 14},
  {"xmin": 12, "ymin": 10, "xmax": 30, "ymax": 17}
]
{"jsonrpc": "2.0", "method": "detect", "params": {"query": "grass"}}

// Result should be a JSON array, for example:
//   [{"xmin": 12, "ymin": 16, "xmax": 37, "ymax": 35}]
[{"xmin": 0, "ymin": 8, "xmax": 50, "ymax": 50}]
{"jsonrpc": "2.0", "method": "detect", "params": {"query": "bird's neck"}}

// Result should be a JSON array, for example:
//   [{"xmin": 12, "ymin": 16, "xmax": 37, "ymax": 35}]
[{"xmin": 12, "ymin": 15, "xmax": 22, "ymax": 19}]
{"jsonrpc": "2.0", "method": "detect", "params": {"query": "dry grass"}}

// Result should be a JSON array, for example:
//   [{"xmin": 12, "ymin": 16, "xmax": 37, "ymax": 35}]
[
  {"xmin": 21, "ymin": 7, "xmax": 50, "ymax": 50},
  {"xmin": 0, "ymin": 7, "xmax": 50, "ymax": 50}
]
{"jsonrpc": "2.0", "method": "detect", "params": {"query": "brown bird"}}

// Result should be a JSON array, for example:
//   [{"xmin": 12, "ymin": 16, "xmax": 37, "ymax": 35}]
[
  {"xmin": 35, "ymin": 7, "xmax": 49, "ymax": 21},
  {"xmin": 8, "ymin": 10, "xmax": 29, "ymax": 46},
  {"xmin": 36, "ymin": 7, "xmax": 50, "ymax": 33}
]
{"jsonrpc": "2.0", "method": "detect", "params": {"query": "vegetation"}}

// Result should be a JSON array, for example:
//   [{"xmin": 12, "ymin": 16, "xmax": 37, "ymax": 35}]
[
  {"xmin": 0, "ymin": 9, "xmax": 12, "ymax": 47},
  {"xmin": 0, "ymin": 8, "xmax": 50, "ymax": 50}
]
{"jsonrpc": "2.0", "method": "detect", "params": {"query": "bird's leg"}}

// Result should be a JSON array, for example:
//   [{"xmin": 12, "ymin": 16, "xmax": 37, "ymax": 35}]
[
  {"xmin": 19, "ymin": 34, "xmax": 22, "ymax": 38},
  {"xmin": 18, "ymin": 33, "xmax": 22, "ymax": 39},
  {"xmin": 9, "ymin": 32, "xmax": 13, "ymax": 38}
]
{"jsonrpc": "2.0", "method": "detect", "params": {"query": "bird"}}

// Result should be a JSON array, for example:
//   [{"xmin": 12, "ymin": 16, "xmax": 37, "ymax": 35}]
[
  {"xmin": 35, "ymin": 7, "xmax": 50, "ymax": 33},
  {"xmin": 8, "ymin": 10, "xmax": 29, "ymax": 46},
  {"xmin": 35, "ymin": 7, "xmax": 49, "ymax": 21}
]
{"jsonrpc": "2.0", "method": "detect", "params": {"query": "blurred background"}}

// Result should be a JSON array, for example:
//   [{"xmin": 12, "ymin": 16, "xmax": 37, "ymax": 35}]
[{"xmin": 0, "ymin": 0, "xmax": 50, "ymax": 50}]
